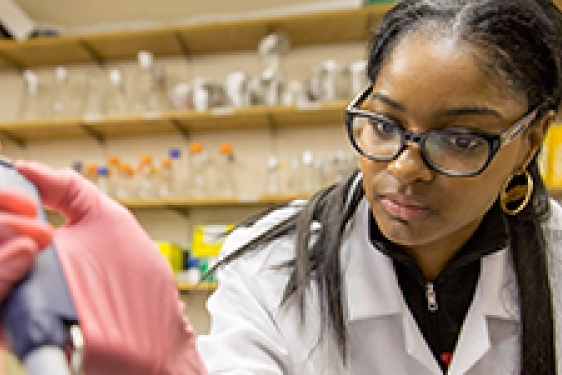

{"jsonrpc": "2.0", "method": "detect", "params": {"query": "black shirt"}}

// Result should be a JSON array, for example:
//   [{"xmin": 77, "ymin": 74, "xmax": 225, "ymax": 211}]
[{"xmin": 368, "ymin": 202, "xmax": 508, "ymax": 372}]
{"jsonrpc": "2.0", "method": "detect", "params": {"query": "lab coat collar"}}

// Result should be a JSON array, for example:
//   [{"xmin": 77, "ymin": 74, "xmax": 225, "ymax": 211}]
[
  {"xmin": 343, "ymin": 198, "xmax": 519, "ymax": 323},
  {"xmin": 343, "ymin": 198, "xmax": 520, "ymax": 373}
]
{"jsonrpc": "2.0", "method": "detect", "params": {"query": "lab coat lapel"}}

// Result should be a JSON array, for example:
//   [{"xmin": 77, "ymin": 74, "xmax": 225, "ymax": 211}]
[
  {"xmin": 343, "ymin": 199, "xmax": 441, "ymax": 374},
  {"xmin": 448, "ymin": 247, "xmax": 519, "ymax": 374}
]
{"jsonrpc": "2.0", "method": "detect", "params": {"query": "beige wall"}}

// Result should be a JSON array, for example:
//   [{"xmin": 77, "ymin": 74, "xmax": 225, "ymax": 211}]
[{"xmin": 0, "ymin": 45, "xmax": 366, "ymax": 337}]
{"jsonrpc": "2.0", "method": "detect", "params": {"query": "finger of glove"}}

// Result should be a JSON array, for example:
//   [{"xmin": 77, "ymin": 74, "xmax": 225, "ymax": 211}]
[
  {"xmin": 14, "ymin": 160, "xmax": 99, "ymax": 225},
  {"xmin": 0, "ymin": 214, "xmax": 53, "ymax": 250},
  {"xmin": 0, "ymin": 236, "xmax": 40, "ymax": 301},
  {"xmin": 0, "ymin": 189, "xmax": 38, "ymax": 218}
]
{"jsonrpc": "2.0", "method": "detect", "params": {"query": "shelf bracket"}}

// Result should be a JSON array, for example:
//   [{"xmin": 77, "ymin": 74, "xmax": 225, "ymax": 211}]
[
  {"xmin": 173, "ymin": 31, "xmax": 191, "ymax": 59},
  {"xmin": 165, "ymin": 204, "xmax": 190, "ymax": 218},
  {"xmin": 79, "ymin": 123, "xmax": 105, "ymax": 144},
  {"xmin": 78, "ymin": 39, "xmax": 104, "ymax": 67},
  {"xmin": 0, "ymin": 130, "xmax": 25, "ymax": 148},
  {"xmin": 170, "ymin": 118, "xmax": 191, "ymax": 140}
]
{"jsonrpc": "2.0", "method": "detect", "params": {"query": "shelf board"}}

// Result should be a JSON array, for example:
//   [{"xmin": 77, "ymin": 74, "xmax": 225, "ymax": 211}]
[
  {"xmin": 0, "ymin": 5, "xmax": 392, "ymax": 69},
  {"xmin": 83, "ymin": 113, "xmax": 177, "ymax": 138},
  {"xmin": 0, "ymin": 36, "xmax": 94, "ymax": 69},
  {"xmin": 173, "ymin": 106, "xmax": 270, "ymax": 132},
  {"xmin": 0, "ymin": 118, "xmax": 88, "ymax": 143},
  {"xmin": 0, "ymin": 101, "xmax": 346, "ymax": 144},
  {"xmin": 84, "ymin": 29, "xmax": 184, "ymax": 61},
  {"xmin": 119, "ymin": 194, "xmax": 309, "ymax": 209},
  {"xmin": 177, "ymin": 281, "xmax": 217, "ymax": 292}
]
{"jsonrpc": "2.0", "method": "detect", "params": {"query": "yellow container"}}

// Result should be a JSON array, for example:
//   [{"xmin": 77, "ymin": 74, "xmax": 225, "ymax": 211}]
[
  {"xmin": 191, "ymin": 224, "xmax": 234, "ymax": 257},
  {"xmin": 539, "ymin": 126, "xmax": 553, "ymax": 187},
  {"xmin": 547, "ymin": 124, "xmax": 562, "ymax": 189},
  {"xmin": 156, "ymin": 241, "xmax": 184, "ymax": 272}
]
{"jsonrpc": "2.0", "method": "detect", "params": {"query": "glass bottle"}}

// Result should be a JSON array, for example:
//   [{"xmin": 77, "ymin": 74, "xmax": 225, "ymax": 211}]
[
  {"xmin": 106, "ymin": 68, "xmax": 130, "ymax": 117},
  {"xmin": 107, "ymin": 156, "xmax": 121, "ymax": 198},
  {"xmin": 264, "ymin": 155, "xmax": 281, "ymax": 195},
  {"xmin": 187, "ymin": 142, "xmax": 210, "ymax": 198},
  {"xmin": 158, "ymin": 158, "xmax": 173, "ymax": 198},
  {"xmin": 96, "ymin": 166, "xmax": 110, "ymax": 195},
  {"xmin": 137, "ymin": 154, "xmax": 157, "ymax": 199},
  {"xmin": 168, "ymin": 148, "xmax": 185, "ymax": 197},
  {"xmin": 116, "ymin": 162, "xmax": 135, "ymax": 200},
  {"xmin": 131, "ymin": 50, "xmax": 155, "ymax": 113},
  {"xmin": 49, "ymin": 66, "xmax": 74, "ymax": 119},
  {"xmin": 19, "ymin": 70, "xmax": 45, "ymax": 120},
  {"xmin": 302, "ymin": 150, "xmax": 316, "ymax": 194},
  {"xmin": 213, "ymin": 143, "xmax": 237, "ymax": 198}
]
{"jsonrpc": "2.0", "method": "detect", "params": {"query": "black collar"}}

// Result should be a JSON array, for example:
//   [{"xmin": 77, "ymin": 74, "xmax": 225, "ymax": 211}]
[{"xmin": 368, "ymin": 200, "xmax": 509, "ymax": 282}]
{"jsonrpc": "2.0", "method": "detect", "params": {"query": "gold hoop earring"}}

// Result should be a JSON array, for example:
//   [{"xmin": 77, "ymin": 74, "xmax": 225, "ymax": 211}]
[{"xmin": 500, "ymin": 169, "xmax": 534, "ymax": 215}]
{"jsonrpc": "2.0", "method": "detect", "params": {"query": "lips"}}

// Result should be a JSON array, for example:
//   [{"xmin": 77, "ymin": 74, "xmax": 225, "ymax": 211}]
[{"xmin": 379, "ymin": 194, "xmax": 432, "ymax": 221}]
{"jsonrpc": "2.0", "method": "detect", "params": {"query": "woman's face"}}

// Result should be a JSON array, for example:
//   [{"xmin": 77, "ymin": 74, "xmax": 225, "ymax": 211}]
[{"xmin": 360, "ymin": 33, "xmax": 546, "ymax": 255}]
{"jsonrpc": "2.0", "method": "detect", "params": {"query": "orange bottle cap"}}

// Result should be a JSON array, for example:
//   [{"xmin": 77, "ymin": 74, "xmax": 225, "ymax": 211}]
[
  {"xmin": 189, "ymin": 142, "xmax": 203, "ymax": 154},
  {"xmin": 219, "ymin": 143, "xmax": 233, "ymax": 155},
  {"xmin": 162, "ymin": 158, "xmax": 172, "ymax": 168},
  {"xmin": 86, "ymin": 164, "xmax": 98, "ymax": 174},
  {"xmin": 139, "ymin": 155, "xmax": 153, "ymax": 164},
  {"xmin": 107, "ymin": 156, "xmax": 120, "ymax": 165}
]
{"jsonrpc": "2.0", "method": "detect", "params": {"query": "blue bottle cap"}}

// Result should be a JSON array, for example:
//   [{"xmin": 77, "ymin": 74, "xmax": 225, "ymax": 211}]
[
  {"xmin": 97, "ymin": 166, "xmax": 109, "ymax": 176},
  {"xmin": 169, "ymin": 148, "xmax": 181, "ymax": 159}
]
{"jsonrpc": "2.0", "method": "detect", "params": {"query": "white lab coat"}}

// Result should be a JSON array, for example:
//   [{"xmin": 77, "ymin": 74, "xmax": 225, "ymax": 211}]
[{"xmin": 197, "ymin": 197, "xmax": 562, "ymax": 374}]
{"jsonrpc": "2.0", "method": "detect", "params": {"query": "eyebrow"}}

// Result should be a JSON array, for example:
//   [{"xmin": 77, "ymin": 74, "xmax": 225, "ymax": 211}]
[{"xmin": 371, "ymin": 93, "xmax": 505, "ymax": 119}]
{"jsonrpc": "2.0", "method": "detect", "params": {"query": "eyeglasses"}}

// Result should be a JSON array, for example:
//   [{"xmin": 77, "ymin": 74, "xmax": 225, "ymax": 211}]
[{"xmin": 345, "ymin": 85, "xmax": 542, "ymax": 177}]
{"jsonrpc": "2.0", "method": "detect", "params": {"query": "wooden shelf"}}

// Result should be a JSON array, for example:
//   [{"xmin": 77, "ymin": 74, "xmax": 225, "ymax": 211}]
[
  {"xmin": 0, "ymin": 101, "xmax": 348, "ymax": 144},
  {"xmin": 120, "ymin": 194, "xmax": 309, "ymax": 210},
  {"xmin": 0, "ymin": 5, "xmax": 392, "ymax": 69},
  {"xmin": 177, "ymin": 281, "xmax": 218, "ymax": 292}
]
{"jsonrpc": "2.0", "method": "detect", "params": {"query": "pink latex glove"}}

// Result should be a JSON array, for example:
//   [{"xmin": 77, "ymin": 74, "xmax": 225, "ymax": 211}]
[
  {"xmin": 14, "ymin": 160, "xmax": 207, "ymax": 375},
  {"xmin": 0, "ymin": 189, "xmax": 53, "ymax": 311}
]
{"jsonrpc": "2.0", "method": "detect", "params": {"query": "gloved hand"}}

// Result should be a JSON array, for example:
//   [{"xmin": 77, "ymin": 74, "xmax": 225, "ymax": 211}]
[
  {"xmin": 13, "ymin": 160, "xmax": 207, "ymax": 375},
  {"xmin": 0, "ymin": 189, "xmax": 53, "ymax": 307}
]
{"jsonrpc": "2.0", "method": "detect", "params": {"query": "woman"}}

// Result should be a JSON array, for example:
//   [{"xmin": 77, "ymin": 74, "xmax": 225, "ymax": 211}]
[{"xmin": 196, "ymin": 0, "xmax": 562, "ymax": 374}]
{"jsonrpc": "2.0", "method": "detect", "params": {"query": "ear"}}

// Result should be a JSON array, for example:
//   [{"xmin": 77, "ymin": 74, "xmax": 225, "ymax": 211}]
[{"xmin": 519, "ymin": 109, "xmax": 556, "ymax": 170}]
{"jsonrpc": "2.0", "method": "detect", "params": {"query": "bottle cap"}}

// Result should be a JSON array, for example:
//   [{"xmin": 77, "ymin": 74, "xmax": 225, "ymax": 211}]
[
  {"xmin": 169, "ymin": 148, "xmax": 181, "ymax": 159},
  {"xmin": 219, "ymin": 143, "xmax": 233, "ymax": 155},
  {"xmin": 162, "ymin": 158, "xmax": 172, "ymax": 169},
  {"xmin": 107, "ymin": 156, "xmax": 120, "ymax": 165},
  {"xmin": 189, "ymin": 142, "xmax": 203, "ymax": 154},
  {"xmin": 139, "ymin": 154, "xmax": 153, "ymax": 164},
  {"xmin": 97, "ymin": 166, "xmax": 109, "ymax": 176}
]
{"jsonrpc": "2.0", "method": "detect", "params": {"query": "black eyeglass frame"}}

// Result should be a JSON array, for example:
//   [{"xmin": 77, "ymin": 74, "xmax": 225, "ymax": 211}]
[{"xmin": 345, "ymin": 85, "xmax": 542, "ymax": 177}]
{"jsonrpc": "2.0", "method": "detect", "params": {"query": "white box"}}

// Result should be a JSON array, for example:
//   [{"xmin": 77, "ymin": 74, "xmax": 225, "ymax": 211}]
[{"xmin": 0, "ymin": 0, "xmax": 36, "ymax": 40}]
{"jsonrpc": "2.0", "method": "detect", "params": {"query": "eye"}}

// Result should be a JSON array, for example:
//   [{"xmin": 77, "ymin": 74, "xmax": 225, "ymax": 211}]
[
  {"xmin": 369, "ymin": 116, "xmax": 400, "ymax": 139},
  {"xmin": 435, "ymin": 132, "xmax": 487, "ymax": 153}
]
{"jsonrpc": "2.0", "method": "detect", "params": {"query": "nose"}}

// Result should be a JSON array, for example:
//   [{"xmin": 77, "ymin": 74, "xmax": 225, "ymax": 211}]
[{"xmin": 387, "ymin": 143, "xmax": 434, "ymax": 184}]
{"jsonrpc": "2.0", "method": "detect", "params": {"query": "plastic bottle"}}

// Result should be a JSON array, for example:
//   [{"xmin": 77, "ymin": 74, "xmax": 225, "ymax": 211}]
[
  {"xmin": 96, "ymin": 166, "xmax": 110, "ymax": 195},
  {"xmin": 213, "ymin": 143, "xmax": 237, "ymax": 198},
  {"xmin": 187, "ymin": 142, "xmax": 210, "ymax": 198},
  {"xmin": 137, "ymin": 154, "xmax": 157, "ymax": 199}
]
